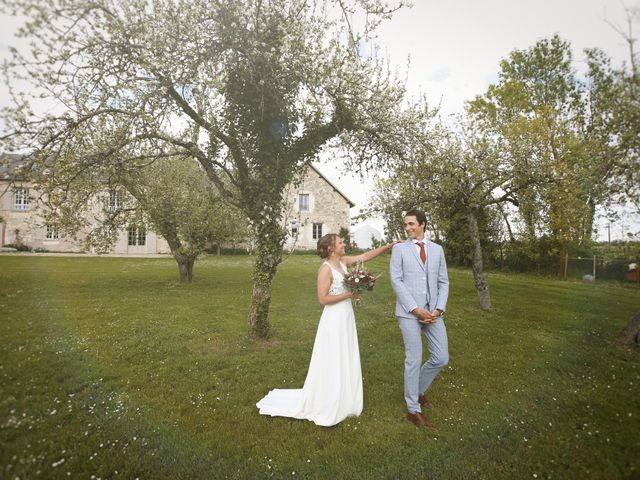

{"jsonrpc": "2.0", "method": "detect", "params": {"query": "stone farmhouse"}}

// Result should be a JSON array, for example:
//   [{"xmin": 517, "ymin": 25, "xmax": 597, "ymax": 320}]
[
  {"xmin": 0, "ymin": 155, "xmax": 354, "ymax": 254},
  {"xmin": 281, "ymin": 164, "xmax": 354, "ymax": 250}
]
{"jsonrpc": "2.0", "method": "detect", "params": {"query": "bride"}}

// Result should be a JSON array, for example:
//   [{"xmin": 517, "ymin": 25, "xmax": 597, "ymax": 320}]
[{"xmin": 256, "ymin": 233, "xmax": 396, "ymax": 427}]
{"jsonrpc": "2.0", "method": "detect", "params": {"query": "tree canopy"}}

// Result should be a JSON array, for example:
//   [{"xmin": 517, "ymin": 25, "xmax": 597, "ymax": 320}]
[{"xmin": 1, "ymin": 0, "xmax": 427, "ymax": 337}]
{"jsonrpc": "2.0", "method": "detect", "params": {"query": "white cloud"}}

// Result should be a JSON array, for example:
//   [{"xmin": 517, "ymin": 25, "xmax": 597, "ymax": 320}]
[{"xmin": 427, "ymin": 66, "xmax": 452, "ymax": 82}]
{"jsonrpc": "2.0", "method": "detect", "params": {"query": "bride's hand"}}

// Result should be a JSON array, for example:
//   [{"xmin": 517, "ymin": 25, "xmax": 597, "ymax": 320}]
[
  {"xmin": 387, "ymin": 239, "xmax": 402, "ymax": 249},
  {"xmin": 350, "ymin": 292, "xmax": 362, "ymax": 301}
]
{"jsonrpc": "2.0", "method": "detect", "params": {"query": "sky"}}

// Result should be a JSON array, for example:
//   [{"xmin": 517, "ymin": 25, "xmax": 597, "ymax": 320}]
[
  {"xmin": 0, "ymin": 0, "xmax": 638, "ymax": 240},
  {"xmin": 316, "ymin": 0, "xmax": 639, "ymax": 240}
]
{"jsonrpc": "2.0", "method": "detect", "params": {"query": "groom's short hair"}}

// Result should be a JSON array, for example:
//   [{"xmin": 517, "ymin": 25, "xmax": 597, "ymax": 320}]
[{"xmin": 404, "ymin": 208, "xmax": 427, "ymax": 227}]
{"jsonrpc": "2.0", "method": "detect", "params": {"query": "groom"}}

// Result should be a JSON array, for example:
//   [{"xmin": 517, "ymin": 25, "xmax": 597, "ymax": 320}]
[{"xmin": 390, "ymin": 208, "xmax": 449, "ymax": 428}]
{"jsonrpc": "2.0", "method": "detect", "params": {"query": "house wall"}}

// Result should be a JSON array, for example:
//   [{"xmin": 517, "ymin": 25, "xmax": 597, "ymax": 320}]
[
  {"xmin": 282, "ymin": 167, "xmax": 352, "ymax": 250},
  {"xmin": 0, "ymin": 180, "xmax": 170, "ymax": 254},
  {"xmin": 0, "ymin": 181, "xmax": 81, "ymax": 252},
  {"xmin": 1, "ymin": 165, "xmax": 350, "ymax": 254},
  {"xmin": 110, "ymin": 229, "xmax": 170, "ymax": 255}
]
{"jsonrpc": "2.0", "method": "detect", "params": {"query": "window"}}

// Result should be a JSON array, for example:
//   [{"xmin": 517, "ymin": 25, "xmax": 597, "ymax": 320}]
[
  {"xmin": 312, "ymin": 223, "xmax": 323, "ymax": 240},
  {"xmin": 14, "ymin": 188, "xmax": 29, "ymax": 210},
  {"xmin": 291, "ymin": 223, "xmax": 299, "ymax": 236},
  {"xmin": 108, "ymin": 191, "xmax": 122, "ymax": 212},
  {"xmin": 127, "ymin": 226, "xmax": 146, "ymax": 246},
  {"xmin": 298, "ymin": 193, "xmax": 309, "ymax": 211},
  {"xmin": 45, "ymin": 224, "xmax": 59, "ymax": 240}
]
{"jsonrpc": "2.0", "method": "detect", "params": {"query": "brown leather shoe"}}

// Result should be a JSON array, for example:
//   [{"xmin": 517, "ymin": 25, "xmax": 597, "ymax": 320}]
[
  {"xmin": 406, "ymin": 412, "xmax": 434, "ymax": 428},
  {"xmin": 418, "ymin": 394, "xmax": 433, "ymax": 409}
]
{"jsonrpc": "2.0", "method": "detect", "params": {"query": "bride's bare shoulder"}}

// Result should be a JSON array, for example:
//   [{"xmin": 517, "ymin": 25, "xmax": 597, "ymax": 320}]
[{"xmin": 318, "ymin": 262, "xmax": 331, "ymax": 273}]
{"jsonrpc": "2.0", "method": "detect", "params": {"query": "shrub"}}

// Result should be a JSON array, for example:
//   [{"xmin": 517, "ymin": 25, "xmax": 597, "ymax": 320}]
[{"xmin": 3, "ymin": 243, "xmax": 33, "ymax": 252}]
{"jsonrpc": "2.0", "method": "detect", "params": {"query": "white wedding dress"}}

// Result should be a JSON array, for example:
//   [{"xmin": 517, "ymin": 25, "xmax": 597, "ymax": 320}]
[{"xmin": 256, "ymin": 261, "xmax": 363, "ymax": 427}]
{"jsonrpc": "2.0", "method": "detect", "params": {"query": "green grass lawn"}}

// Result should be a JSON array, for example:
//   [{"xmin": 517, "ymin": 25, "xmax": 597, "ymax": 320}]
[{"xmin": 1, "ymin": 254, "xmax": 638, "ymax": 479}]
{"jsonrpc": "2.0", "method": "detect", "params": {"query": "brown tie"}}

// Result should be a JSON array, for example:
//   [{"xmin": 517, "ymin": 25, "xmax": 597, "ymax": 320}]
[{"xmin": 418, "ymin": 242, "xmax": 426, "ymax": 263}]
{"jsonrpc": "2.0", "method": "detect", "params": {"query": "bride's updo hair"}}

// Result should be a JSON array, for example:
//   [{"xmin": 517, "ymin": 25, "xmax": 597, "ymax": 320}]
[{"xmin": 317, "ymin": 233, "xmax": 338, "ymax": 259}]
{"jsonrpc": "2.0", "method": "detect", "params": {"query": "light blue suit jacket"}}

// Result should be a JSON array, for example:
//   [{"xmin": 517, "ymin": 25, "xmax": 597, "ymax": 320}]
[{"xmin": 390, "ymin": 239, "xmax": 449, "ymax": 319}]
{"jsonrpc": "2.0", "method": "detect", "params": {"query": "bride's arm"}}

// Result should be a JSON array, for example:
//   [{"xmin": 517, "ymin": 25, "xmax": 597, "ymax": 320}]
[
  {"xmin": 344, "ymin": 241, "xmax": 399, "ymax": 268},
  {"xmin": 317, "ymin": 264, "xmax": 353, "ymax": 305}
]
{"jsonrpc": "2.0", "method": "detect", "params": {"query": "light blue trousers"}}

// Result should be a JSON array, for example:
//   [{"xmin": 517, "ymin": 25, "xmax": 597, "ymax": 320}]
[{"xmin": 398, "ymin": 316, "xmax": 449, "ymax": 413}]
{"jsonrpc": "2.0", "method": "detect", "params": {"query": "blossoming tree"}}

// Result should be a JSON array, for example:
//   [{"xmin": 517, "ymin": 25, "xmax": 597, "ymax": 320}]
[{"xmin": 1, "ymin": 0, "xmax": 429, "ymax": 338}]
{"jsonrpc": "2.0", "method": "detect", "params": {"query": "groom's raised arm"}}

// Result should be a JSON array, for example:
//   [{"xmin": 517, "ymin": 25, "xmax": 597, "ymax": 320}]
[{"xmin": 390, "ymin": 245, "xmax": 419, "ymax": 315}]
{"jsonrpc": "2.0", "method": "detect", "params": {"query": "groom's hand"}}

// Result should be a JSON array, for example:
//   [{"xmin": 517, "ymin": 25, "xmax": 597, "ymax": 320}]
[
  {"xmin": 412, "ymin": 307, "xmax": 436, "ymax": 324},
  {"xmin": 418, "ymin": 309, "xmax": 442, "ymax": 324}
]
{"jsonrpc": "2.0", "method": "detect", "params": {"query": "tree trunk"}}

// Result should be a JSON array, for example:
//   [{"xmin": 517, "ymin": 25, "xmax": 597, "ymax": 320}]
[
  {"xmin": 173, "ymin": 251, "xmax": 195, "ymax": 283},
  {"xmin": 615, "ymin": 311, "xmax": 640, "ymax": 349},
  {"xmin": 558, "ymin": 247, "xmax": 568, "ymax": 279},
  {"xmin": 160, "ymin": 234, "xmax": 198, "ymax": 283},
  {"xmin": 583, "ymin": 197, "xmax": 596, "ymax": 244},
  {"xmin": 162, "ymin": 232, "xmax": 197, "ymax": 283},
  {"xmin": 176, "ymin": 255, "xmax": 195, "ymax": 283},
  {"xmin": 497, "ymin": 203, "xmax": 516, "ymax": 243},
  {"xmin": 468, "ymin": 210, "xmax": 492, "ymax": 310},
  {"xmin": 248, "ymin": 277, "xmax": 274, "ymax": 339},
  {"xmin": 247, "ymin": 233, "xmax": 284, "ymax": 339}
]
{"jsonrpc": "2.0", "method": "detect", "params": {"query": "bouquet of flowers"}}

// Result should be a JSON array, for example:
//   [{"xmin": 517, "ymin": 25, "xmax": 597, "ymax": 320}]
[{"xmin": 343, "ymin": 261, "xmax": 381, "ymax": 306}]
